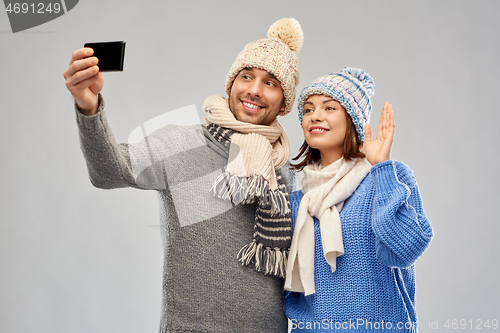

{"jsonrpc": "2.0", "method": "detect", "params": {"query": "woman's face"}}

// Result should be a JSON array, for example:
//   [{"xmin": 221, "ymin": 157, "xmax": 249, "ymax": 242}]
[{"xmin": 302, "ymin": 94, "xmax": 348, "ymax": 163}]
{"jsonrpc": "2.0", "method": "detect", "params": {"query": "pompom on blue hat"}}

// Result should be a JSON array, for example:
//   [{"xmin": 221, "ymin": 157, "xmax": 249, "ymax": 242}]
[{"xmin": 298, "ymin": 67, "xmax": 375, "ymax": 142}]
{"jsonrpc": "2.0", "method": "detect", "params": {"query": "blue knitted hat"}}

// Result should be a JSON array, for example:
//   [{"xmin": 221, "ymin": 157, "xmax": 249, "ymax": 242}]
[{"xmin": 298, "ymin": 67, "xmax": 375, "ymax": 142}]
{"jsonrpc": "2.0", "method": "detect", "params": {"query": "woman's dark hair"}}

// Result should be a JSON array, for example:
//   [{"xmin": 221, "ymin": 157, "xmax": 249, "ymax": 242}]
[{"xmin": 290, "ymin": 110, "xmax": 365, "ymax": 171}]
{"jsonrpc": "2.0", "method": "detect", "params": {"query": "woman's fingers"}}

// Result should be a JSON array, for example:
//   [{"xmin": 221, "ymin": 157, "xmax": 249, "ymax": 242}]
[
  {"xmin": 364, "ymin": 124, "xmax": 372, "ymax": 144},
  {"xmin": 389, "ymin": 104, "xmax": 395, "ymax": 133},
  {"xmin": 376, "ymin": 102, "xmax": 385, "ymax": 140}
]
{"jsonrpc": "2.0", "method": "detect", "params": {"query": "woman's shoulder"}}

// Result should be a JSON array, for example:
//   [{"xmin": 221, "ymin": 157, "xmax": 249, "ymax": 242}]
[
  {"xmin": 290, "ymin": 189, "xmax": 304, "ymax": 202},
  {"xmin": 289, "ymin": 190, "xmax": 305, "ymax": 228}
]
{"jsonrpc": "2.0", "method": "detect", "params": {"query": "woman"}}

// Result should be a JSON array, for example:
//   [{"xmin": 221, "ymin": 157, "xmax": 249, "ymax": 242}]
[{"xmin": 284, "ymin": 68, "xmax": 433, "ymax": 332}]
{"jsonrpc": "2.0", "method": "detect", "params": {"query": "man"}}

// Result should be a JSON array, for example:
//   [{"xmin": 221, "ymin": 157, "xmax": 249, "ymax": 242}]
[{"xmin": 63, "ymin": 18, "xmax": 303, "ymax": 332}]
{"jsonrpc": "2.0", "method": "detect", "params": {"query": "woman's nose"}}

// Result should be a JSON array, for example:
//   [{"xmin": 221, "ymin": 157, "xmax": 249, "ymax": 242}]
[{"xmin": 311, "ymin": 108, "xmax": 323, "ymax": 121}]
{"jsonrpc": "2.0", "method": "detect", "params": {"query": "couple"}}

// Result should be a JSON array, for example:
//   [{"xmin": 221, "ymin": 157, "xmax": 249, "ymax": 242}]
[{"xmin": 64, "ymin": 18, "xmax": 433, "ymax": 333}]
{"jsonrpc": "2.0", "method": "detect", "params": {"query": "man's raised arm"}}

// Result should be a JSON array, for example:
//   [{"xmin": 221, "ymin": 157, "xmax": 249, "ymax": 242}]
[{"xmin": 63, "ymin": 47, "xmax": 170, "ymax": 191}]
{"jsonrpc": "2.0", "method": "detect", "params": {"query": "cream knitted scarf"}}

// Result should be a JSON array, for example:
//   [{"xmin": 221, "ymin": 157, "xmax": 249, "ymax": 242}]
[
  {"xmin": 284, "ymin": 157, "xmax": 372, "ymax": 295},
  {"xmin": 203, "ymin": 95, "xmax": 292, "ymax": 277}
]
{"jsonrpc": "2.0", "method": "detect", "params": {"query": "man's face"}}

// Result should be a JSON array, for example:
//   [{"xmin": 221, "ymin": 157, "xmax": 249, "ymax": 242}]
[{"xmin": 228, "ymin": 68, "xmax": 285, "ymax": 126}]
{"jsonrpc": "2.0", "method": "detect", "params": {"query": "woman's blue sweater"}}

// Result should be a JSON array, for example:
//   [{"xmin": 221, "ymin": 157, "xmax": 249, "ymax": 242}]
[{"xmin": 284, "ymin": 160, "xmax": 434, "ymax": 332}]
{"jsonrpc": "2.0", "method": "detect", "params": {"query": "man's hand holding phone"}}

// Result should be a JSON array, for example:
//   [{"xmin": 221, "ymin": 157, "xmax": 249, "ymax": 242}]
[
  {"xmin": 64, "ymin": 41, "xmax": 125, "ymax": 116},
  {"xmin": 64, "ymin": 48, "xmax": 103, "ymax": 116}
]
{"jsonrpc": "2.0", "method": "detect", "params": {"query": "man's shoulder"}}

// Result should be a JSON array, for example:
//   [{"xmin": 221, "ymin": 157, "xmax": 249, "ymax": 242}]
[
  {"xmin": 290, "ymin": 189, "xmax": 304, "ymax": 201},
  {"xmin": 277, "ymin": 162, "xmax": 296, "ymax": 189}
]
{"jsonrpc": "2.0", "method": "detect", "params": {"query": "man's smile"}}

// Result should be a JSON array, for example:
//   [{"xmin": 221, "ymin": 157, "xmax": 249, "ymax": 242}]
[{"xmin": 241, "ymin": 99, "xmax": 264, "ymax": 112}]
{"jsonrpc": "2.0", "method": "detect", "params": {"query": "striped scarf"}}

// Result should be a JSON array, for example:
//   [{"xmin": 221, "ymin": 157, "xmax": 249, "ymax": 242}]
[{"xmin": 203, "ymin": 95, "xmax": 292, "ymax": 278}]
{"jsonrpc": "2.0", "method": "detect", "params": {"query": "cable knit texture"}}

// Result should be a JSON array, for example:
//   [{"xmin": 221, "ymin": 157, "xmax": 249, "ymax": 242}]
[{"xmin": 284, "ymin": 160, "xmax": 433, "ymax": 333}]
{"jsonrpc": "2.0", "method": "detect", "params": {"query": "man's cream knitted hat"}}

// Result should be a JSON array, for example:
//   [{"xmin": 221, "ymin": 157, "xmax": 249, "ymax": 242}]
[{"xmin": 225, "ymin": 18, "xmax": 304, "ymax": 116}]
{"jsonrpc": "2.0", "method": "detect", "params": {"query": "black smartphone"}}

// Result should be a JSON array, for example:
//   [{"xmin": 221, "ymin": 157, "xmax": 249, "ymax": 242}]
[{"xmin": 84, "ymin": 41, "xmax": 126, "ymax": 72}]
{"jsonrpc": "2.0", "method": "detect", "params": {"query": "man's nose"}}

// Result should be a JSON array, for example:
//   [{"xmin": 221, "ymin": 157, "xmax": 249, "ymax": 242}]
[{"xmin": 247, "ymin": 79, "xmax": 263, "ymax": 97}]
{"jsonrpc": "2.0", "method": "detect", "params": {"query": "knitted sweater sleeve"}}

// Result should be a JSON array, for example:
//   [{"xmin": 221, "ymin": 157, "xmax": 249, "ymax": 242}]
[
  {"xmin": 75, "ymin": 95, "xmax": 170, "ymax": 190},
  {"xmin": 370, "ymin": 160, "xmax": 434, "ymax": 268}
]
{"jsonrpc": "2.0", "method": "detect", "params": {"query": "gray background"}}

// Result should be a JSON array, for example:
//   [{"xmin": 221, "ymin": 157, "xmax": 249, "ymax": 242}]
[{"xmin": 1, "ymin": 0, "xmax": 499, "ymax": 332}]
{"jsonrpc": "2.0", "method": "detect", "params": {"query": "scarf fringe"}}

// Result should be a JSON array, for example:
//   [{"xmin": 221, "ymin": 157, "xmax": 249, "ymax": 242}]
[
  {"xmin": 210, "ymin": 172, "xmax": 290, "ymax": 215},
  {"xmin": 237, "ymin": 240, "xmax": 289, "ymax": 278}
]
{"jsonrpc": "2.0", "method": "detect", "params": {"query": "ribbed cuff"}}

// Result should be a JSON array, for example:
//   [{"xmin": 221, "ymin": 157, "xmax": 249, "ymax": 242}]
[
  {"xmin": 370, "ymin": 160, "xmax": 417, "ymax": 191},
  {"xmin": 75, "ymin": 94, "xmax": 105, "ymax": 131},
  {"xmin": 370, "ymin": 160, "xmax": 401, "ymax": 191}
]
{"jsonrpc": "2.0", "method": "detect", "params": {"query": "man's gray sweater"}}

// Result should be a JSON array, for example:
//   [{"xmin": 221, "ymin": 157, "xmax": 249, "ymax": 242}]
[{"xmin": 76, "ymin": 100, "xmax": 292, "ymax": 332}]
